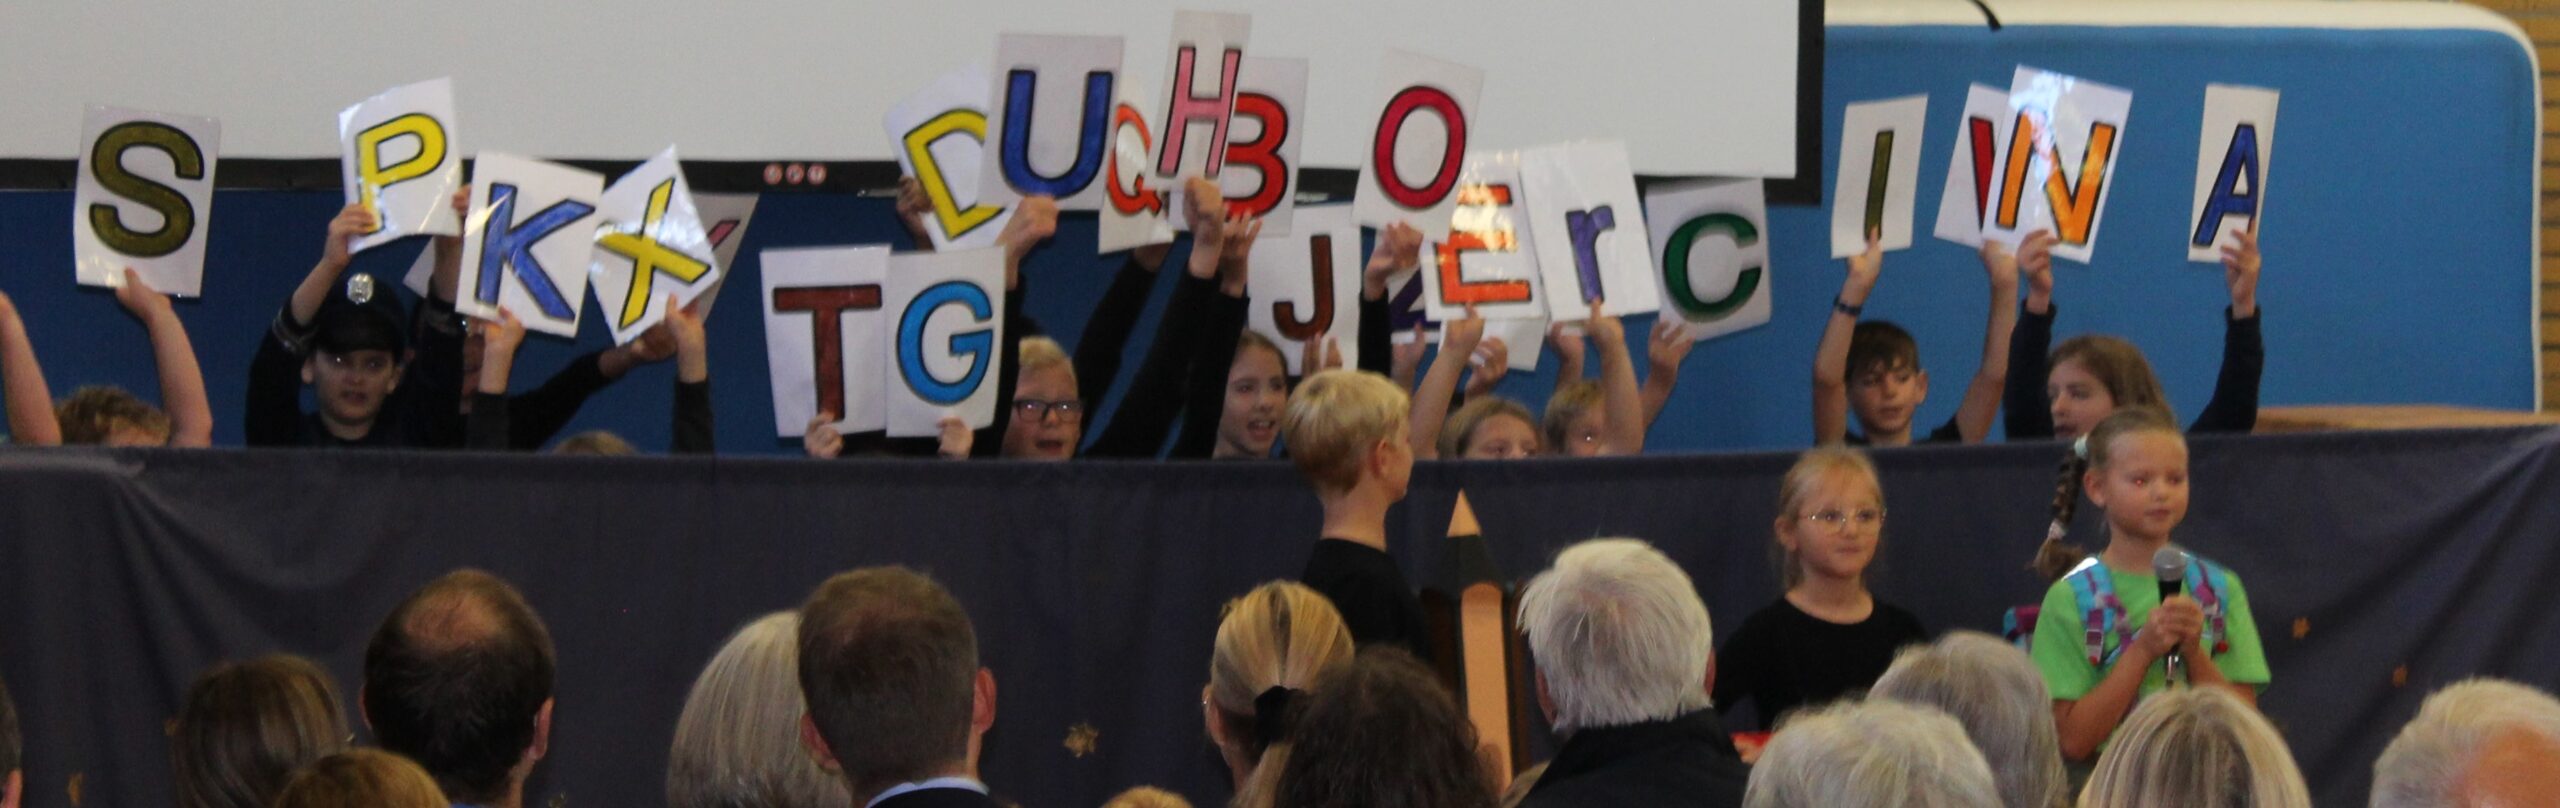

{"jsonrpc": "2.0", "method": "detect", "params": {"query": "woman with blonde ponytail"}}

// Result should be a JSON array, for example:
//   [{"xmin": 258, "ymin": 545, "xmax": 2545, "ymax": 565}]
[{"xmin": 1207, "ymin": 582, "xmax": 1358, "ymax": 807}]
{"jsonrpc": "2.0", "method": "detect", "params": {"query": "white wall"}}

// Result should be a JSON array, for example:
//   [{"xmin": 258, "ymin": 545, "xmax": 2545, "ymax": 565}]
[{"xmin": 0, "ymin": 0, "xmax": 1798, "ymax": 175}]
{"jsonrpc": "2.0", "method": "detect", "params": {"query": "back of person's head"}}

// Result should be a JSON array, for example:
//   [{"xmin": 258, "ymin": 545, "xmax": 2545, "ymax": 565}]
[
  {"xmin": 1869, "ymin": 632, "xmax": 2066, "ymax": 808},
  {"xmin": 1102, "ymin": 786, "xmax": 1193, "ymax": 808},
  {"xmin": 2372, "ymin": 678, "xmax": 2560, "ymax": 808},
  {"xmin": 1846, "ymin": 320, "xmax": 1921, "ymax": 379},
  {"xmin": 670, "ymin": 612, "xmax": 851, "ymax": 808},
  {"xmin": 272, "ymin": 749, "xmax": 448, "ymax": 808},
  {"xmin": 1517, "ymin": 538, "xmax": 1713, "ymax": 734},
  {"xmin": 1282, "ymin": 370, "xmax": 1410, "ymax": 493},
  {"xmin": 55, "ymin": 385, "xmax": 171, "ymax": 446},
  {"xmin": 1018, "ymin": 335, "xmax": 1073, "ymax": 379},
  {"xmin": 1273, "ymin": 648, "xmax": 1495, "ymax": 808},
  {"xmin": 1541, "ymin": 381, "xmax": 1603, "ymax": 453},
  {"xmin": 2033, "ymin": 406, "xmax": 2182, "ymax": 580},
  {"xmin": 1745, "ymin": 700, "xmax": 1999, "ymax": 808},
  {"xmin": 797, "ymin": 566, "xmax": 980, "ymax": 799},
  {"xmin": 2080, "ymin": 687, "xmax": 2309, "ymax": 808},
  {"xmin": 1211, "ymin": 582, "xmax": 1355, "ymax": 765},
  {"xmin": 172, "ymin": 655, "xmax": 351, "ymax": 808},
  {"xmin": 2048, "ymin": 335, "xmax": 2166, "ymax": 413},
  {"xmin": 1439, "ymin": 396, "xmax": 1538, "ymax": 459},
  {"xmin": 551, "ymin": 430, "xmax": 637, "ymax": 456},
  {"xmin": 1770, "ymin": 446, "xmax": 1884, "ymax": 588},
  {"xmin": 361, "ymin": 569, "xmax": 556, "ymax": 805}
]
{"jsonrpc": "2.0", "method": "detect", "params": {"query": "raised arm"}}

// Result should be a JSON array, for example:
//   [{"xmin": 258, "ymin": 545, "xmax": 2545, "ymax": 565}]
[
  {"xmin": 0, "ymin": 292, "xmax": 60, "ymax": 445},
  {"xmin": 110, "ymin": 270, "xmax": 212, "ymax": 447},
  {"xmin": 666, "ymin": 294, "xmax": 714, "ymax": 454},
  {"xmin": 1954, "ymin": 239, "xmax": 2023, "ymax": 443},
  {"xmin": 2191, "ymin": 226, "xmax": 2263, "ymax": 435},
  {"xmin": 1548, "ymin": 323, "xmax": 1587, "ymax": 393},
  {"xmin": 1812, "ymin": 233, "xmax": 1882, "ymax": 445},
  {"xmin": 1360, "ymin": 223, "xmax": 1421, "ymax": 376},
  {"xmin": 1072, "ymin": 244, "xmax": 1171, "ymax": 410},
  {"xmin": 1639, "ymin": 319, "xmax": 1696, "ymax": 429},
  {"xmin": 466, "ymin": 308, "xmax": 526, "ymax": 451},
  {"xmin": 2003, "ymin": 231, "xmax": 2059, "ymax": 440},
  {"xmin": 1585, "ymin": 302, "xmax": 1646, "ymax": 456},
  {"xmin": 895, "ymin": 176, "xmax": 938, "ymax": 252},
  {"xmin": 1409, "ymin": 306, "xmax": 1484, "ymax": 460}
]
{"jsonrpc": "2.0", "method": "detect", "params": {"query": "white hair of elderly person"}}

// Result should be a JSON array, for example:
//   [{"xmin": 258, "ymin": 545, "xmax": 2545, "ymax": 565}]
[
  {"xmin": 2371, "ymin": 678, "xmax": 2560, "ymax": 808},
  {"xmin": 1869, "ymin": 631, "xmax": 2069, "ymax": 808},
  {"xmin": 1517, "ymin": 538, "xmax": 1714, "ymax": 733},
  {"xmin": 1742, "ymin": 699, "xmax": 2000, "ymax": 808},
  {"xmin": 2078, "ymin": 686, "xmax": 2309, "ymax": 808},
  {"xmin": 668, "ymin": 612, "xmax": 853, "ymax": 808}
]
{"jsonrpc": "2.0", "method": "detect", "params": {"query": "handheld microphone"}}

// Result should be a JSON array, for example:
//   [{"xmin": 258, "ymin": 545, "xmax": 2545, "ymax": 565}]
[{"xmin": 2153, "ymin": 547, "xmax": 2189, "ymax": 681}]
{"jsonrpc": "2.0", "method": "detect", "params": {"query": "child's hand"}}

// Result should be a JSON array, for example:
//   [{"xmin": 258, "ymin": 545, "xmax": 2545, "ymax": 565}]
[
  {"xmin": 1466, "ymin": 338, "xmax": 1510, "ymax": 397},
  {"xmin": 2221, "ymin": 226, "xmax": 2260, "ymax": 318},
  {"xmin": 1980, "ymin": 238, "xmax": 2019, "ymax": 293},
  {"xmin": 1843, "ymin": 229, "xmax": 1883, "ymax": 301},
  {"xmin": 1582, "ymin": 300, "xmax": 1625, "ymax": 346},
  {"xmin": 936, "ymin": 414, "xmax": 973, "ymax": 459},
  {"xmin": 1182, "ymin": 177, "xmax": 1228, "ymax": 279},
  {"xmin": 665, "ymin": 294, "xmax": 709, "ymax": 383},
  {"xmin": 1547, "ymin": 321, "xmax": 1586, "ymax": 364},
  {"xmin": 2019, "ymin": 230, "xmax": 2058, "ymax": 308},
  {"xmin": 1442, "ymin": 305, "xmax": 1486, "ymax": 357},
  {"xmin": 2138, "ymin": 596, "xmax": 2207, "ymax": 658},
  {"xmin": 1392, "ymin": 325, "xmax": 1428, "ymax": 387},
  {"xmin": 1648, "ymin": 319, "xmax": 1697, "ymax": 374},
  {"xmin": 323, "ymin": 204, "xmax": 377, "ymax": 269},
  {"xmin": 1217, "ymin": 212, "xmax": 1263, "ymax": 297},
  {"xmin": 804, "ymin": 412, "xmax": 845, "ymax": 459},
  {"xmin": 1000, "ymin": 195, "xmax": 1060, "ymax": 263},
  {"xmin": 112, "ymin": 268, "xmax": 173, "ymax": 321},
  {"xmin": 896, "ymin": 176, "xmax": 933, "ymax": 225},
  {"xmin": 1365, "ymin": 221, "xmax": 1423, "ymax": 300},
  {"xmin": 630, "ymin": 319, "xmax": 680, "ymax": 364},
  {"xmin": 1132, "ymin": 240, "xmax": 1174, "ymax": 272},
  {"xmin": 1303, "ymin": 335, "xmax": 1344, "ymax": 375}
]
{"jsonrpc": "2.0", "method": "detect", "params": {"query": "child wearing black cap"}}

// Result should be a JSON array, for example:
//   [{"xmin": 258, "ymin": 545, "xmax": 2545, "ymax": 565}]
[{"xmin": 245, "ymin": 204, "xmax": 454, "ymax": 447}]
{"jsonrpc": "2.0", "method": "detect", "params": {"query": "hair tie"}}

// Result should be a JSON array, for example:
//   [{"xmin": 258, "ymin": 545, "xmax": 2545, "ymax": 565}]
[
  {"xmin": 1252, "ymin": 685, "xmax": 1299, "ymax": 747},
  {"xmin": 2071, "ymin": 435, "xmax": 2090, "ymax": 460}
]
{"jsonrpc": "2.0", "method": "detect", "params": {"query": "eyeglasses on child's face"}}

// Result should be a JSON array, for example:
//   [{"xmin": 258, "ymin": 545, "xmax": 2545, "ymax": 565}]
[
  {"xmin": 1801, "ymin": 508, "xmax": 1886, "ymax": 531},
  {"xmin": 1013, "ymin": 398, "xmax": 1084, "ymax": 423}
]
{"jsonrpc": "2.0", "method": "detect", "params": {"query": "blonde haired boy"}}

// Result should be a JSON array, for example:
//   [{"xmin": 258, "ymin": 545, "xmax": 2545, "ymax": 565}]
[{"xmin": 1283, "ymin": 370, "xmax": 1429, "ymax": 659}]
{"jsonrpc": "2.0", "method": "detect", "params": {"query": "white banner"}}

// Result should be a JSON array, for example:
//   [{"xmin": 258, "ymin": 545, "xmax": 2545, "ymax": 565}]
[
  {"xmin": 339, "ymin": 78, "xmax": 462, "ymax": 254},
  {"xmin": 73, "ymin": 105, "xmax": 221, "ymax": 297}
]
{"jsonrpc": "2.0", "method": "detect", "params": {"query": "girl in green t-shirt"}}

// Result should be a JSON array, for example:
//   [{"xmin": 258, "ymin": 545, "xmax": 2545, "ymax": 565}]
[{"xmin": 2029, "ymin": 407, "xmax": 2270, "ymax": 762}]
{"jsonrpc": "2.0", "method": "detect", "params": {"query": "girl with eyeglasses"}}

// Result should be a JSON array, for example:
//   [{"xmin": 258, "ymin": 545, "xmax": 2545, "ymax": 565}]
[{"xmin": 1712, "ymin": 446, "xmax": 1928, "ymax": 738}]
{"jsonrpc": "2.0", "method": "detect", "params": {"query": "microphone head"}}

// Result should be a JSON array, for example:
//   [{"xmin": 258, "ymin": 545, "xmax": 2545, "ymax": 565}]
[{"xmin": 2152, "ymin": 547, "xmax": 2189, "ymax": 583}]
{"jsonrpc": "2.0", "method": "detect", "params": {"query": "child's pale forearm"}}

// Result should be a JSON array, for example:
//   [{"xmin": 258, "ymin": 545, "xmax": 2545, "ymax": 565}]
[
  {"xmin": 1640, "ymin": 365, "xmax": 1678, "ymax": 428},
  {"xmin": 1597, "ymin": 336, "xmax": 1645, "ymax": 454},
  {"xmin": 0, "ymin": 298, "xmax": 62, "ymax": 446},
  {"xmin": 1410, "ymin": 349, "xmax": 1469, "ymax": 459},
  {"xmin": 140, "ymin": 307, "xmax": 214, "ymax": 447},
  {"xmin": 2056, "ymin": 645, "xmax": 2159, "ymax": 761},
  {"xmin": 290, "ymin": 255, "xmax": 350, "ymax": 328},
  {"xmin": 677, "ymin": 341, "xmax": 709, "ymax": 384},
  {"xmin": 1955, "ymin": 278, "xmax": 2019, "ymax": 442},
  {"xmin": 1810, "ymin": 296, "xmax": 1859, "ymax": 444},
  {"xmin": 2181, "ymin": 645, "xmax": 2256, "ymax": 706}
]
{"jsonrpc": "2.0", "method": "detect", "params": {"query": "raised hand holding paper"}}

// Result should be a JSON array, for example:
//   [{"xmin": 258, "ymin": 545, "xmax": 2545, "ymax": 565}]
[
  {"xmin": 74, "ymin": 105, "xmax": 221, "ymax": 297},
  {"xmin": 1354, "ymin": 50, "xmax": 1481, "ymax": 237},
  {"xmin": 1932, "ymin": 84, "xmax": 2011, "ymax": 248},
  {"xmin": 1418, "ymin": 151, "xmax": 1544, "ymax": 323},
  {"xmin": 456, "ymin": 153, "xmax": 603, "ymax": 337},
  {"xmin": 590, "ymin": 147, "xmax": 720, "ymax": 346},
  {"xmin": 885, "ymin": 249, "xmax": 1008, "ymax": 437},
  {"xmin": 339, "ymin": 78, "xmax": 461, "ymax": 254},
  {"xmin": 1648, "ymin": 178, "xmax": 1772, "ymax": 341},
  {"xmin": 1246, "ymin": 204, "xmax": 1363, "ymax": 374},
  {"xmin": 1830, "ymin": 95, "xmax": 1928, "ymax": 257},
  {"xmin": 760, "ymin": 246, "xmax": 889, "ymax": 438},
  {"xmin": 886, "ymin": 65, "xmax": 1013, "ymax": 250},
  {"xmin": 1522, "ymin": 141, "xmax": 1658, "ymax": 318},
  {"xmin": 2189, "ymin": 84, "xmax": 2277, "ymax": 263},
  {"xmin": 1985, "ymin": 66, "xmax": 2132, "ymax": 263},
  {"xmin": 1153, "ymin": 11, "xmax": 1250, "ymax": 185},
  {"xmin": 982, "ymin": 33, "xmax": 1124, "ymax": 211}
]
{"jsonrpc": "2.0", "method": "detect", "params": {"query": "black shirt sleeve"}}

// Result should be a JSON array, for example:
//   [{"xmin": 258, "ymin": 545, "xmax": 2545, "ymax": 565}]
[
  {"xmin": 1301, "ymin": 540, "xmax": 1434, "ymax": 662},
  {"xmin": 1711, "ymin": 611, "xmax": 1765, "ymax": 718},
  {"xmin": 2188, "ymin": 308, "xmax": 2263, "ymax": 435},
  {"xmin": 1357, "ymin": 293, "xmax": 1392, "ymax": 376},
  {"xmin": 1085, "ymin": 272, "xmax": 1222, "ymax": 458},
  {"xmin": 1923, "ymin": 415, "xmax": 1966, "ymax": 444},
  {"xmin": 671, "ymin": 379, "xmax": 714, "ymax": 454},
  {"xmin": 1073, "ymin": 256, "xmax": 1158, "ymax": 411},
  {"xmin": 504, "ymin": 351, "xmax": 617, "ymax": 450},
  {"xmin": 401, "ymin": 298, "xmax": 470, "ymax": 448},
  {"xmin": 2004, "ymin": 303, "xmax": 2056, "ymax": 440},
  {"xmin": 245, "ymin": 306, "xmax": 316, "ymax": 447},
  {"xmin": 1170, "ymin": 288, "xmax": 1250, "ymax": 459},
  {"xmin": 466, "ymin": 392, "xmax": 511, "ymax": 451}
]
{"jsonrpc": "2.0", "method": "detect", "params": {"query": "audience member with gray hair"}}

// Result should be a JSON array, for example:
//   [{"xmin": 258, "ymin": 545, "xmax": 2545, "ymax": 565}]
[
  {"xmin": 2079, "ymin": 687, "xmax": 2309, "ymax": 808},
  {"xmin": 1870, "ymin": 632, "xmax": 2068, "ymax": 808},
  {"xmin": 1512, "ymin": 538, "xmax": 1748, "ymax": 808},
  {"xmin": 2371, "ymin": 678, "xmax": 2560, "ymax": 808},
  {"xmin": 1743, "ymin": 699, "xmax": 1999, "ymax": 808},
  {"xmin": 669, "ymin": 612, "xmax": 852, "ymax": 808}
]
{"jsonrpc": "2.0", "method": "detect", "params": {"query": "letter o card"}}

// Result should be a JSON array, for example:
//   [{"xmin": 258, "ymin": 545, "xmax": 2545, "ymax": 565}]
[
  {"xmin": 74, "ymin": 105, "xmax": 221, "ymax": 297},
  {"xmin": 1355, "ymin": 50, "xmax": 1482, "ymax": 237},
  {"xmin": 339, "ymin": 78, "xmax": 461, "ymax": 254}
]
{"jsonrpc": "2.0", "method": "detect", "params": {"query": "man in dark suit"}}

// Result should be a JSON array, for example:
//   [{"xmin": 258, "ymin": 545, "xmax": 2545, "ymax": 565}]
[{"xmin": 797, "ymin": 567, "xmax": 1001, "ymax": 808}]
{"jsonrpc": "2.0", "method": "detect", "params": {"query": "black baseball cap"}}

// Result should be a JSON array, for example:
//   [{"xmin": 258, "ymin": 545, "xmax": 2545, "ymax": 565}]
[{"xmin": 312, "ymin": 273, "xmax": 407, "ymax": 356}]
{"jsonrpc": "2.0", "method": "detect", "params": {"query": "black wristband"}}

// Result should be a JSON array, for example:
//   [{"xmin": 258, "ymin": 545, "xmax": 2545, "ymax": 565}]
[{"xmin": 1833, "ymin": 297, "xmax": 1864, "ymax": 318}]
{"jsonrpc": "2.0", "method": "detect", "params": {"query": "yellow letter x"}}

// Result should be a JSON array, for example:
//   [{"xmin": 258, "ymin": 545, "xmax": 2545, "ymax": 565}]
[{"xmin": 596, "ymin": 179, "xmax": 713, "ymax": 329}]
